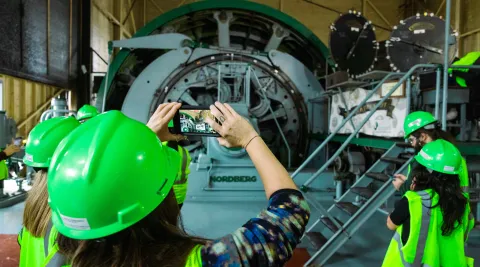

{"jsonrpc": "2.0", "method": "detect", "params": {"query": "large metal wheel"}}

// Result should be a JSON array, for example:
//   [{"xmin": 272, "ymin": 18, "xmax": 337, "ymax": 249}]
[
  {"xmin": 97, "ymin": 1, "xmax": 331, "ymax": 167},
  {"xmin": 329, "ymin": 10, "xmax": 378, "ymax": 77},
  {"xmin": 386, "ymin": 13, "xmax": 457, "ymax": 72}
]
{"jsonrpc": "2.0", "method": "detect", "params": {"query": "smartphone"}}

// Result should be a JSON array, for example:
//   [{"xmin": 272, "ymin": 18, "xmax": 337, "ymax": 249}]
[
  {"xmin": 14, "ymin": 137, "xmax": 23, "ymax": 146},
  {"xmin": 169, "ymin": 106, "xmax": 220, "ymax": 137}
]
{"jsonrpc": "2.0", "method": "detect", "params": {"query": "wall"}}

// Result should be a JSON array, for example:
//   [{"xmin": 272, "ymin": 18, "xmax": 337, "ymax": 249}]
[
  {"xmin": 0, "ymin": 0, "xmax": 80, "ymax": 89},
  {"xmin": 424, "ymin": 0, "xmax": 480, "ymax": 56},
  {"xmin": 91, "ymin": 0, "xmax": 410, "ymax": 72},
  {"xmin": 1, "ymin": 75, "xmax": 65, "ymax": 138}
]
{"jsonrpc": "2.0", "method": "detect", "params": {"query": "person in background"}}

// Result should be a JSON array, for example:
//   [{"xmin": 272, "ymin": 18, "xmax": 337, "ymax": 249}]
[
  {"xmin": 76, "ymin": 104, "xmax": 99, "ymax": 123},
  {"xmin": 51, "ymin": 102, "xmax": 309, "ymax": 266},
  {"xmin": 449, "ymin": 52, "xmax": 480, "ymax": 138},
  {"xmin": 163, "ymin": 140, "xmax": 192, "ymax": 209},
  {"xmin": 0, "ymin": 142, "xmax": 21, "ymax": 198},
  {"xmin": 18, "ymin": 116, "xmax": 80, "ymax": 267},
  {"xmin": 383, "ymin": 139, "xmax": 474, "ymax": 267}
]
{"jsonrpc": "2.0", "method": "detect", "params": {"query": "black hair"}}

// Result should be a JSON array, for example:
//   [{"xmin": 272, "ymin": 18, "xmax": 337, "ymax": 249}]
[
  {"xmin": 411, "ymin": 165, "xmax": 467, "ymax": 236},
  {"xmin": 411, "ymin": 122, "xmax": 457, "ymax": 146}
]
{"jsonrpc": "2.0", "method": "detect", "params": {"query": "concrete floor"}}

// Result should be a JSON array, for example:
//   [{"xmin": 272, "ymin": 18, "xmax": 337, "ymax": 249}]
[
  {"xmin": 2, "ymin": 198, "xmax": 479, "ymax": 266},
  {"xmin": 1, "ymin": 180, "xmax": 480, "ymax": 266}
]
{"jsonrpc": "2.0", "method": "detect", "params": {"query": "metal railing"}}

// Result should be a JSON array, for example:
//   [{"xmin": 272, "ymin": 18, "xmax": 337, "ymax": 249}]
[
  {"xmin": 291, "ymin": 72, "xmax": 404, "ymax": 178},
  {"xmin": 295, "ymin": 64, "xmax": 438, "ymax": 188}
]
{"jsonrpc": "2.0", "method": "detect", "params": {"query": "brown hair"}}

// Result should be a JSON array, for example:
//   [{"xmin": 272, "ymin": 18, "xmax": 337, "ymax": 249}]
[
  {"xmin": 57, "ymin": 189, "xmax": 207, "ymax": 267},
  {"xmin": 412, "ymin": 123, "xmax": 457, "ymax": 146},
  {"xmin": 23, "ymin": 169, "xmax": 51, "ymax": 237}
]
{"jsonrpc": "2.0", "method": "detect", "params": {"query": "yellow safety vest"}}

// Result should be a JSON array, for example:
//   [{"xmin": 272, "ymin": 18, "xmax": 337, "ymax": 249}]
[
  {"xmin": 18, "ymin": 222, "xmax": 68, "ymax": 267},
  {"xmin": 0, "ymin": 160, "xmax": 7, "ymax": 180},
  {"xmin": 405, "ymin": 160, "xmax": 474, "ymax": 235},
  {"xmin": 382, "ymin": 190, "xmax": 474, "ymax": 267},
  {"xmin": 0, "ymin": 149, "xmax": 8, "ymax": 180},
  {"xmin": 162, "ymin": 142, "xmax": 191, "ymax": 204},
  {"xmin": 185, "ymin": 245, "xmax": 203, "ymax": 266}
]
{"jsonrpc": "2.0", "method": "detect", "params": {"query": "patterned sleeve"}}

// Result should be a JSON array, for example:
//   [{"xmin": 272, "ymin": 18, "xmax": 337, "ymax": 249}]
[{"xmin": 200, "ymin": 189, "xmax": 310, "ymax": 266}]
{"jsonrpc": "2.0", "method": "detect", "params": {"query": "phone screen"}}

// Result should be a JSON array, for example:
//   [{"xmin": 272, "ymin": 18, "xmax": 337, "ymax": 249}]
[
  {"xmin": 179, "ymin": 109, "xmax": 218, "ymax": 135},
  {"xmin": 14, "ymin": 138, "xmax": 22, "ymax": 146}
]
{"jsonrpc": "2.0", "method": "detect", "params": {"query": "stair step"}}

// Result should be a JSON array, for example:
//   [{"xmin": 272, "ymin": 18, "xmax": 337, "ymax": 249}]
[
  {"xmin": 335, "ymin": 202, "xmax": 360, "ymax": 216},
  {"xmin": 320, "ymin": 216, "xmax": 342, "ymax": 233},
  {"xmin": 396, "ymin": 142, "xmax": 411, "ymax": 148},
  {"xmin": 305, "ymin": 232, "xmax": 328, "ymax": 250},
  {"xmin": 381, "ymin": 157, "xmax": 407, "ymax": 165},
  {"xmin": 350, "ymin": 186, "xmax": 375, "ymax": 199},
  {"xmin": 365, "ymin": 172, "xmax": 390, "ymax": 182}
]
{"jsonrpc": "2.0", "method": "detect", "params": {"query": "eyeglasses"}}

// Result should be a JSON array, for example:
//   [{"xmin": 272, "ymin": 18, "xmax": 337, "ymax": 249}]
[{"xmin": 408, "ymin": 136, "xmax": 416, "ymax": 144}]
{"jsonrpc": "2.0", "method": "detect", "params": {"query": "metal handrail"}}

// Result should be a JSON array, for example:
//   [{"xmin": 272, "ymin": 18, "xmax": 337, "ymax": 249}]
[
  {"xmin": 301, "ymin": 64, "xmax": 436, "ymax": 187},
  {"xmin": 291, "ymin": 72, "xmax": 404, "ymax": 178}
]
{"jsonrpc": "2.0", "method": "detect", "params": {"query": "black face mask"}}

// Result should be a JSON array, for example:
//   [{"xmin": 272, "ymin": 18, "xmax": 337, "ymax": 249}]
[{"xmin": 414, "ymin": 143, "xmax": 422, "ymax": 154}]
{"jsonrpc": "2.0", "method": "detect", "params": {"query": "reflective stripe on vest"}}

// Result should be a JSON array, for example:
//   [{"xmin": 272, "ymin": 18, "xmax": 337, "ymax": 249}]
[
  {"xmin": 44, "ymin": 250, "xmax": 67, "ymax": 267},
  {"xmin": 161, "ymin": 143, "xmax": 190, "ymax": 205},
  {"xmin": 402, "ymin": 190, "xmax": 432, "ymax": 266},
  {"xmin": 383, "ymin": 190, "xmax": 432, "ymax": 267},
  {"xmin": 384, "ymin": 190, "xmax": 472, "ymax": 267},
  {"xmin": 460, "ymin": 158, "xmax": 470, "ymax": 199},
  {"xmin": 43, "ymin": 221, "xmax": 67, "ymax": 267},
  {"xmin": 44, "ymin": 221, "xmax": 53, "ymax": 257}
]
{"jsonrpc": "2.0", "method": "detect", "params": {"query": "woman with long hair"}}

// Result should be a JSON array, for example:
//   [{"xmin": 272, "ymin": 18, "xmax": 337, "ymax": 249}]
[
  {"xmin": 383, "ymin": 139, "xmax": 474, "ymax": 266},
  {"xmin": 49, "ymin": 102, "xmax": 309, "ymax": 266},
  {"xmin": 18, "ymin": 116, "xmax": 80, "ymax": 267}
]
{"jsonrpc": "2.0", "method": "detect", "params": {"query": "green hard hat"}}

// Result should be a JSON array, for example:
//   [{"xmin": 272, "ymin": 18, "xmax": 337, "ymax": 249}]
[
  {"xmin": 23, "ymin": 116, "xmax": 80, "ymax": 168},
  {"xmin": 77, "ymin": 104, "xmax": 99, "ymax": 121},
  {"xmin": 48, "ymin": 110, "xmax": 180, "ymax": 240},
  {"xmin": 415, "ymin": 139, "xmax": 462, "ymax": 175},
  {"xmin": 403, "ymin": 111, "xmax": 437, "ymax": 138}
]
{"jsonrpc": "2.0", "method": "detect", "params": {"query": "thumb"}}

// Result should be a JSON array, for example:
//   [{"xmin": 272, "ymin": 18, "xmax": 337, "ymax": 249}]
[{"xmin": 216, "ymin": 137, "xmax": 228, "ymax": 147}]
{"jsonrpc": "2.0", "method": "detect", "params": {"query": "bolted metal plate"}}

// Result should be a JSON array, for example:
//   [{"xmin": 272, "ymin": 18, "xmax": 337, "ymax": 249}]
[
  {"xmin": 386, "ymin": 13, "xmax": 457, "ymax": 73},
  {"xmin": 329, "ymin": 10, "xmax": 378, "ymax": 76}
]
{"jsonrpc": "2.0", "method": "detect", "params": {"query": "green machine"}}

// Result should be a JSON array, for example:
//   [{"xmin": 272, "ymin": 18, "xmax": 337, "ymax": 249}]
[{"xmin": 93, "ymin": 1, "xmax": 479, "ymax": 265}]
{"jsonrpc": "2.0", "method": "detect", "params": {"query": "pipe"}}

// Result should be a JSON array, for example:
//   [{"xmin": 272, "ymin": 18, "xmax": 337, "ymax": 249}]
[
  {"xmin": 442, "ymin": 0, "xmax": 452, "ymax": 131},
  {"xmin": 406, "ymin": 78, "xmax": 411, "ymax": 114},
  {"xmin": 252, "ymin": 71, "xmax": 292, "ymax": 168},
  {"xmin": 101, "ymin": 53, "xmax": 112, "ymax": 113},
  {"xmin": 302, "ymin": 64, "xmax": 436, "ymax": 187},
  {"xmin": 291, "ymin": 72, "xmax": 402, "ymax": 178},
  {"xmin": 335, "ymin": 181, "xmax": 343, "ymax": 200},
  {"xmin": 435, "ymin": 68, "xmax": 441, "ymax": 119},
  {"xmin": 40, "ymin": 109, "xmax": 77, "ymax": 122}
]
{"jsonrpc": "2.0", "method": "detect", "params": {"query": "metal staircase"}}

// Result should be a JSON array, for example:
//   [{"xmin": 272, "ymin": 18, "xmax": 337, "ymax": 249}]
[
  {"xmin": 292, "ymin": 64, "xmax": 437, "ymax": 266},
  {"xmin": 303, "ymin": 143, "xmax": 414, "ymax": 266}
]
